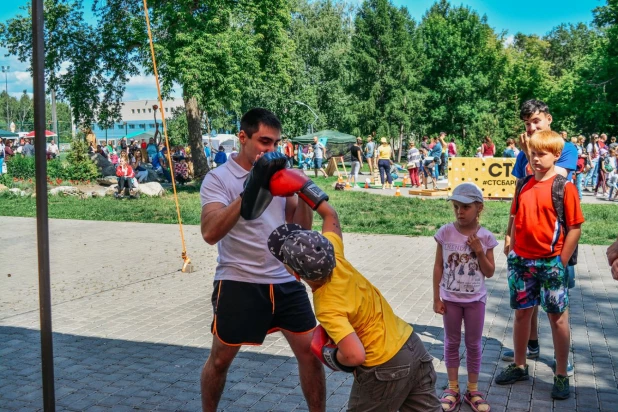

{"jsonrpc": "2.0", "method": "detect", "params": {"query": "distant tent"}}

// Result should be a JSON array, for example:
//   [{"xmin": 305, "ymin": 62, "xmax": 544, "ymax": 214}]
[
  {"xmin": 291, "ymin": 130, "xmax": 357, "ymax": 161},
  {"xmin": 0, "ymin": 129, "xmax": 18, "ymax": 138}
]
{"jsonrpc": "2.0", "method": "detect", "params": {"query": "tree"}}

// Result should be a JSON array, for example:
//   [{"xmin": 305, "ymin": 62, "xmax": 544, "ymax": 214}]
[
  {"xmin": 0, "ymin": 0, "xmax": 133, "ymax": 129},
  {"xmin": 418, "ymin": 0, "xmax": 506, "ymax": 154},
  {"xmin": 287, "ymin": 0, "xmax": 355, "ymax": 136},
  {"xmin": 348, "ymin": 0, "xmax": 426, "ymax": 147}
]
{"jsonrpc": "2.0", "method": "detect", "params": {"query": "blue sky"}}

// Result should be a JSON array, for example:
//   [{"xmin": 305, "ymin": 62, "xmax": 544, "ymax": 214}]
[{"xmin": 0, "ymin": 0, "xmax": 603, "ymax": 101}]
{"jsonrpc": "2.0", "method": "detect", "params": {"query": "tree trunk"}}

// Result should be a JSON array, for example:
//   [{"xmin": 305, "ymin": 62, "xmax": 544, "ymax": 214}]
[{"xmin": 184, "ymin": 95, "xmax": 209, "ymax": 180}]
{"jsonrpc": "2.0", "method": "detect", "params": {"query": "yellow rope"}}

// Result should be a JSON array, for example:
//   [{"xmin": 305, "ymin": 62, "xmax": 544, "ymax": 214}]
[{"xmin": 143, "ymin": 0, "xmax": 191, "ymax": 271}]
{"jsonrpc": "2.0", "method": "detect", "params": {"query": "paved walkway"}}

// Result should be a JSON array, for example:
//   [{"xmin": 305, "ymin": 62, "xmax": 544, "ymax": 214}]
[{"xmin": 1, "ymin": 216, "xmax": 617, "ymax": 411}]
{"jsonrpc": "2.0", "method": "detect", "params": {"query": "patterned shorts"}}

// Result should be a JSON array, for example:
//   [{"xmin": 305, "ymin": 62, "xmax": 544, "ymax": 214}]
[{"xmin": 507, "ymin": 251, "xmax": 569, "ymax": 314}]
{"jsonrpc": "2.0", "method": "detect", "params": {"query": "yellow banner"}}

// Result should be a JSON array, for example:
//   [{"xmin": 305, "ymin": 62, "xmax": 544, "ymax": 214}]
[{"xmin": 447, "ymin": 157, "xmax": 517, "ymax": 198}]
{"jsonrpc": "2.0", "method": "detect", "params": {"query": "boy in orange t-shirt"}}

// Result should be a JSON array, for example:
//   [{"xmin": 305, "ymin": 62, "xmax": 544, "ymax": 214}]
[{"xmin": 495, "ymin": 130, "xmax": 584, "ymax": 400}]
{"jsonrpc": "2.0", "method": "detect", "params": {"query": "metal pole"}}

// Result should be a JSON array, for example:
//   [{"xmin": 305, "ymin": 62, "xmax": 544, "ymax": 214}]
[
  {"xmin": 293, "ymin": 100, "xmax": 318, "ymax": 135},
  {"xmin": 1, "ymin": 66, "xmax": 9, "ymax": 128},
  {"xmin": 32, "ymin": 0, "xmax": 56, "ymax": 409},
  {"xmin": 4, "ymin": 69, "xmax": 7, "ymax": 128}
]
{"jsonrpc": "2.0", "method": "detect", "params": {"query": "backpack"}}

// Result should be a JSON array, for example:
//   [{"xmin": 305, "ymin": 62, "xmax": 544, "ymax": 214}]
[
  {"xmin": 603, "ymin": 157, "xmax": 614, "ymax": 173},
  {"xmin": 514, "ymin": 174, "xmax": 578, "ymax": 266}
]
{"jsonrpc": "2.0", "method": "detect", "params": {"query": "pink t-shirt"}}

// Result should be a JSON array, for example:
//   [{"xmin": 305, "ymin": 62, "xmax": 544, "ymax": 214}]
[{"xmin": 434, "ymin": 223, "xmax": 498, "ymax": 303}]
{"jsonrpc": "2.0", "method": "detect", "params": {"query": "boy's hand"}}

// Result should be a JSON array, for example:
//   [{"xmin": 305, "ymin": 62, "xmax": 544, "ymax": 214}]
[
  {"xmin": 503, "ymin": 235, "xmax": 511, "ymax": 256},
  {"xmin": 519, "ymin": 132, "xmax": 530, "ymax": 151},
  {"xmin": 560, "ymin": 254, "xmax": 569, "ymax": 268},
  {"xmin": 612, "ymin": 259, "xmax": 618, "ymax": 281},
  {"xmin": 433, "ymin": 299, "xmax": 446, "ymax": 315},
  {"xmin": 467, "ymin": 233, "xmax": 483, "ymax": 254}
]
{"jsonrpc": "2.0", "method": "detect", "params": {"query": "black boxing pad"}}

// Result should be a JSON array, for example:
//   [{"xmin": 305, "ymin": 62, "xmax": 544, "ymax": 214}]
[{"xmin": 240, "ymin": 151, "xmax": 287, "ymax": 220}]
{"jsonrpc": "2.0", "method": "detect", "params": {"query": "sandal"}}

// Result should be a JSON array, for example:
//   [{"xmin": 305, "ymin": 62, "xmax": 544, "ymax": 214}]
[
  {"xmin": 464, "ymin": 390, "xmax": 491, "ymax": 412},
  {"xmin": 439, "ymin": 389, "xmax": 461, "ymax": 412}
]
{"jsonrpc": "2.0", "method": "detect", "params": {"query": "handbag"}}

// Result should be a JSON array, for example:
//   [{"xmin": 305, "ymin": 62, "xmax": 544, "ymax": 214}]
[{"xmin": 406, "ymin": 161, "xmax": 417, "ymax": 169}]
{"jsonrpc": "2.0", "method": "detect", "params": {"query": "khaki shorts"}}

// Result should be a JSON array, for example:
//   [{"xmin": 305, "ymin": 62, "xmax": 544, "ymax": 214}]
[{"xmin": 347, "ymin": 332, "xmax": 441, "ymax": 412}]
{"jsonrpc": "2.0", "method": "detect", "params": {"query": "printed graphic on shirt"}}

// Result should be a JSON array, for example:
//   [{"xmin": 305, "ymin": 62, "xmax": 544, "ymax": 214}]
[{"xmin": 441, "ymin": 247, "xmax": 483, "ymax": 294}]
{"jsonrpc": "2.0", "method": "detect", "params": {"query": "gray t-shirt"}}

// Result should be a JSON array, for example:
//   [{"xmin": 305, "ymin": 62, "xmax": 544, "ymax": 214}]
[
  {"xmin": 365, "ymin": 142, "xmax": 375, "ymax": 156},
  {"xmin": 200, "ymin": 154, "xmax": 293, "ymax": 284},
  {"xmin": 313, "ymin": 142, "xmax": 325, "ymax": 159}
]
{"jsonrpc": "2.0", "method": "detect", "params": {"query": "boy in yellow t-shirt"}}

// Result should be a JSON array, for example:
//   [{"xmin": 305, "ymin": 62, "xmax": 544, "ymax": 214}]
[{"xmin": 268, "ymin": 200, "xmax": 441, "ymax": 412}]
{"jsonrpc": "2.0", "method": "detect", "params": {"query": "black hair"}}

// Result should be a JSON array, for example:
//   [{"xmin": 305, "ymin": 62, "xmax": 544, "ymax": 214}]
[
  {"xmin": 520, "ymin": 99, "xmax": 550, "ymax": 121},
  {"xmin": 240, "ymin": 108, "xmax": 282, "ymax": 139}
]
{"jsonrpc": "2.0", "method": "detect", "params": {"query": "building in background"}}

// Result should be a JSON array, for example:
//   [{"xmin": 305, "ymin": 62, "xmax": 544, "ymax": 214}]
[{"xmin": 91, "ymin": 98, "xmax": 183, "ymax": 144}]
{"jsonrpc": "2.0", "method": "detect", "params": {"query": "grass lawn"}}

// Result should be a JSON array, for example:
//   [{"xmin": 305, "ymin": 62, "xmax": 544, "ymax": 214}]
[{"xmin": 0, "ymin": 177, "xmax": 615, "ymax": 245}]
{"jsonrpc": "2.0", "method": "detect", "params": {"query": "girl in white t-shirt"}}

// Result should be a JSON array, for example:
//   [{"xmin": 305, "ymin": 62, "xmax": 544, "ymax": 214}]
[{"xmin": 432, "ymin": 183, "xmax": 497, "ymax": 412}]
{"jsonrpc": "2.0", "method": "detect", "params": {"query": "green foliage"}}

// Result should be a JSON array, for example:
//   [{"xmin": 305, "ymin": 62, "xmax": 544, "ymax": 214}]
[
  {"xmin": 166, "ymin": 107, "xmax": 189, "ymax": 148},
  {"xmin": 6, "ymin": 156, "xmax": 36, "ymax": 179},
  {"xmin": 46, "ymin": 158, "xmax": 69, "ymax": 179},
  {"xmin": 65, "ymin": 140, "xmax": 99, "ymax": 181},
  {"xmin": 0, "ymin": 172, "xmax": 14, "ymax": 187},
  {"xmin": 0, "ymin": 0, "xmax": 132, "ymax": 128},
  {"xmin": 3, "ymin": 0, "xmax": 618, "ymax": 159}
]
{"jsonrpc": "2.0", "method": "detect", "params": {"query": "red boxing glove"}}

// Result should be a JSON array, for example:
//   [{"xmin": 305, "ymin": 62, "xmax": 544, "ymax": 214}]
[
  {"xmin": 270, "ymin": 168, "xmax": 309, "ymax": 197},
  {"xmin": 270, "ymin": 169, "xmax": 329, "ymax": 210},
  {"xmin": 310, "ymin": 325, "xmax": 354, "ymax": 373}
]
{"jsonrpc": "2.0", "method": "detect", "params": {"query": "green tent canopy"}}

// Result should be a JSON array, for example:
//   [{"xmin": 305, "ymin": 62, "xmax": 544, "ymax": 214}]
[
  {"xmin": 291, "ymin": 130, "xmax": 356, "ymax": 145},
  {"xmin": 291, "ymin": 130, "xmax": 357, "ymax": 161},
  {"xmin": 124, "ymin": 131, "xmax": 154, "ymax": 140},
  {"xmin": 0, "ymin": 129, "xmax": 18, "ymax": 138}
]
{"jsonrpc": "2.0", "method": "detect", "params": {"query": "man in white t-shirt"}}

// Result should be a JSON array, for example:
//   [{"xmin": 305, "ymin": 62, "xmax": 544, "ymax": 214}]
[
  {"xmin": 47, "ymin": 140, "xmax": 59, "ymax": 159},
  {"xmin": 199, "ymin": 108, "xmax": 325, "ymax": 412}
]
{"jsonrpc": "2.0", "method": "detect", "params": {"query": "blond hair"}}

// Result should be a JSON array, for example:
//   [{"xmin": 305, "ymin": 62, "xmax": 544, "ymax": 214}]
[
  {"xmin": 529, "ymin": 130, "xmax": 564, "ymax": 156},
  {"xmin": 570, "ymin": 137, "xmax": 578, "ymax": 144}
]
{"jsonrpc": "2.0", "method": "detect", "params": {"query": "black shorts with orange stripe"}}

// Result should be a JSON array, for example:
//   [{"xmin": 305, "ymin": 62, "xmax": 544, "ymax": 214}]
[{"xmin": 211, "ymin": 279, "xmax": 317, "ymax": 346}]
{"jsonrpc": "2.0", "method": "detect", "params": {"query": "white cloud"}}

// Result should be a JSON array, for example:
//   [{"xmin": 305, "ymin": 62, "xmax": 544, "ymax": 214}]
[{"xmin": 503, "ymin": 35, "xmax": 515, "ymax": 47}]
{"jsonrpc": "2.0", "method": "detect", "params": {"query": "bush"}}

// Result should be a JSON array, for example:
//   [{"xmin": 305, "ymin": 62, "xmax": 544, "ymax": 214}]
[
  {"xmin": 47, "ymin": 158, "xmax": 69, "ymax": 180},
  {"xmin": 5, "ymin": 140, "xmax": 100, "ymax": 183},
  {"xmin": 6, "ymin": 156, "xmax": 36, "ymax": 179},
  {"xmin": 64, "ymin": 140, "xmax": 99, "ymax": 181},
  {"xmin": 0, "ymin": 172, "xmax": 14, "ymax": 187}
]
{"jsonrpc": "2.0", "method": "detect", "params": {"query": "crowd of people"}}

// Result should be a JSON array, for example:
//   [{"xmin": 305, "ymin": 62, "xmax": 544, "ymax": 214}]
[
  {"xmin": 90, "ymin": 137, "xmax": 194, "ymax": 197},
  {"xmin": 0, "ymin": 137, "xmax": 61, "ymax": 175}
]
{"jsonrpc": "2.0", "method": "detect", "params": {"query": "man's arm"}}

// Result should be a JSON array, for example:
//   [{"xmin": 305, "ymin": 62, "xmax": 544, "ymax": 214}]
[
  {"xmin": 200, "ymin": 199, "xmax": 241, "ymax": 245},
  {"xmin": 560, "ymin": 224, "xmax": 582, "ymax": 267},
  {"xmin": 315, "ymin": 201, "xmax": 342, "ymax": 239},
  {"xmin": 606, "ymin": 237, "xmax": 618, "ymax": 280},
  {"xmin": 607, "ymin": 238, "xmax": 618, "ymax": 267}
]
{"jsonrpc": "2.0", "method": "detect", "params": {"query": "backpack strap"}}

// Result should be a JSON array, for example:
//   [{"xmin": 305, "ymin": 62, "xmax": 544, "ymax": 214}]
[
  {"xmin": 513, "ymin": 175, "xmax": 534, "ymax": 215},
  {"xmin": 551, "ymin": 174, "xmax": 579, "ymax": 265},
  {"xmin": 551, "ymin": 175, "xmax": 567, "ymax": 228}
]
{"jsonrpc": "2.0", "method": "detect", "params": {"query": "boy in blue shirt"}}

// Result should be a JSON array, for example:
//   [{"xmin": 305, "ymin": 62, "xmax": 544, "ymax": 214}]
[{"xmin": 501, "ymin": 100, "xmax": 578, "ymax": 376}]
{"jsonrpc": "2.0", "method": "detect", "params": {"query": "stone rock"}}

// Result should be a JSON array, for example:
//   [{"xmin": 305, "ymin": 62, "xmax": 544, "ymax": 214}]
[
  {"xmin": 105, "ymin": 185, "xmax": 118, "ymax": 196},
  {"xmin": 91, "ymin": 153, "xmax": 116, "ymax": 177},
  {"xmin": 50, "ymin": 186, "xmax": 81, "ymax": 196},
  {"xmin": 97, "ymin": 176, "xmax": 118, "ymax": 186},
  {"xmin": 0, "ymin": 184, "xmax": 8, "ymax": 192},
  {"xmin": 138, "ymin": 182, "xmax": 164, "ymax": 197},
  {"xmin": 91, "ymin": 187, "xmax": 109, "ymax": 198},
  {"xmin": 9, "ymin": 188, "xmax": 27, "ymax": 196}
]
